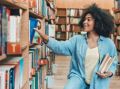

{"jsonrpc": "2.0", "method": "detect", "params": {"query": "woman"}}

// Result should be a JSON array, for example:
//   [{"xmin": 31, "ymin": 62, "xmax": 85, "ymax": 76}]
[{"xmin": 35, "ymin": 4, "xmax": 118, "ymax": 89}]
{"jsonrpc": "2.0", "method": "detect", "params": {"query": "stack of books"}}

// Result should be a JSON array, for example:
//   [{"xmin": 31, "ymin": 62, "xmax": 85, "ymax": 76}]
[{"xmin": 99, "ymin": 54, "xmax": 116, "ymax": 73}]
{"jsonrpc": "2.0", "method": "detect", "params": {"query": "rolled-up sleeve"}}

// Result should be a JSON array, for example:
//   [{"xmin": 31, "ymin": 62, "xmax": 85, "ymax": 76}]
[{"xmin": 108, "ymin": 42, "xmax": 118, "ymax": 75}]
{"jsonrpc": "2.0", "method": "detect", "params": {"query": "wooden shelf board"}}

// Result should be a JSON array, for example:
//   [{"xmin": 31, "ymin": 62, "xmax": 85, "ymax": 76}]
[
  {"xmin": 113, "ymin": 8, "xmax": 120, "ymax": 13},
  {"xmin": 56, "ymin": 15, "xmax": 67, "ymax": 17},
  {"xmin": 56, "ymin": 31, "xmax": 68, "ymax": 32},
  {"xmin": 0, "ymin": 54, "xmax": 7, "ymax": 61},
  {"xmin": 115, "ymin": 22, "xmax": 120, "ymax": 25},
  {"xmin": 29, "ymin": 10, "xmax": 43, "ymax": 19},
  {"xmin": 56, "ymin": 23, "xmax": 69, "ymax": 25},
  {"xmin": 68, "ymin": 16, "xmax": 81, "ymax": 18},
  {"xmin": 0, "ymin": 0, "xmax": 27, "ymax": 9},
  {"xmin": 70, "ymin": 23, "xmax": 79, "ymax": 25},
  {"xmin": 21, "ymin": 45, "xmax": 28, "ymax": 51}
]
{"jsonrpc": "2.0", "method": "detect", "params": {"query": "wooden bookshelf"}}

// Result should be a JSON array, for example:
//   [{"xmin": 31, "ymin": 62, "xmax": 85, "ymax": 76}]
[
  {"xmin": 113, "ymin": 0, "xmax": 120, "ymax": 76},
  {"xmin": 0, "ymin": 54, "xmax": 6, "ymax": 61},
  {"xmin": 0, "ymin": 0, "xmax": 55, "ymax": 89},
  {"xmin": 0, "ymin": 0, "xmax": 27, "ymax": 9},
  {"xmin": 0, "ymin": 0, "xmax": 56, "ymax": 89},
  {"xmin": 29, "ymin": 10, "xmax": 43, "ymax": 19},
  {"xmin": 113, "ymin": 8, "xmax": 120, "ymax": 13},
  {"xmin": 55, "ymin": 8, "xmax": 81, "ymax": 40}
]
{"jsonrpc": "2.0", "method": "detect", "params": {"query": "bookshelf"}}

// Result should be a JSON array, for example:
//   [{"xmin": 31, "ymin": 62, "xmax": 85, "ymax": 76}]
[
  {"xmin": 55, "ymin": 8, "xmax": 82, "ymax": 40},
  {"xmin": 0, "ymin": 0, "xmax": 56, "ymax": 89},
  {"xmin": 113, "ymin": 0, "xmax": 120, "ymax": 76},
  {"xmin": 0, "ymin": 0, "xmax": 27, "ymax": 10}
]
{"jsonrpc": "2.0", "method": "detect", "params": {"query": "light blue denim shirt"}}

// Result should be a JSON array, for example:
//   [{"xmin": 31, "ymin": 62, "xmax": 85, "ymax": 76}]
[{"xmin": 46, "ymin": 34, "xmax": 118, "ymax": 89}]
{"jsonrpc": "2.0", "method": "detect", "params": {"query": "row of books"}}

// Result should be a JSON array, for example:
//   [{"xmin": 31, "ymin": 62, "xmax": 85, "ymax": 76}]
[
  {"xmin": 0, "ymin": 45, "xmax": 53, "ymax": 89},
  {"xmin": 29, "ymin": 44, "xmax": 55, "ymax": 89},
  {"xmin": 56, "ymin": 25, "xmax": 66, "ymax": 32},
  {"xmin": 45, "ymin": 22, "xmax": 55, "ymax": 38},
  {"xmin": 56, "ymin": 24, "xmax": 81, "ymax": 32},
  {"xmin": 70, "ymin": 18, "xmax": 81, "ymax": 24},
  {"xmin": 0, "ymin": 57, "xmax": 24, "ymax": 89},
  {"xmin": 29, "ymin": 17, "xmax": 55, "ymax": 44},
  {"xmin": 57, "ymin": 8, "xmax": 84, "ymax": 17},
  {"xmin": 29, "ymin": 47, "xmax": 45, "ymax": 89},
  {"xmin": 67, "ymin": 9, "xmax": 84, "ymax": 17},
  {"xmin": 56, "ymin": 17, "xmax": 81, "ymax": 24},
  {"xmin": 0, "ymin": 7, "xmax": 55, "ymax": 55},
  {"xmin": 56, "ymin": 17, "xmax": 69, "ymax": 24},
  {"xmin": 114, "ymin": 13, "xmax": 120, "ymax": 24},
  {"xmin": 55, "ymin": 32, "xmax": 67, "ymax": 40},
  {"xmin": 66, "ymin": 32, "xmax": 80, "ymax": 40},
  {"xmin": 0, "ymin": 6, "xmax": 22, "ymax": 55},
  {"xmin": 114, "ymin": 0, "xmax": 120, "ymax": 9},
  {"xmin": 116, "ymin": 25, "xmax": 120, "ymax": 35},
  {"xmin": 29, "ymin": 0, "xmax": 55, "ymax": 19}
]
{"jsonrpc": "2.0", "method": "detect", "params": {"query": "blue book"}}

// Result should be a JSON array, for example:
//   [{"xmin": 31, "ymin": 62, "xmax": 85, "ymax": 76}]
[
  {"xmin": 45, "ymin": 22, "xmax": 49, "ymax": 35},
  {"xmin": 42, "ymin": 0, "xmax": 48, "ymax": 17},
  {"xmin": 19, "ymin": 58, "xmax": 24, "ymax": 88},
  {"xmin": 29, "ymin": 17, "xmax": 38, "ymax": 44},
  {"xmin": 9, "ymin": 68, "xmax": 15, "ymax": 89},
  {"xmin": 30, "ymin": 48, "xmax": 39, "ymax": 70},
  {"xmin": 35, "ymin": 72, "xmax": 38, "ymax": 89},
  {"xmin": 29, "ymin": 51, "xmax": 35, "ymax": 68}
]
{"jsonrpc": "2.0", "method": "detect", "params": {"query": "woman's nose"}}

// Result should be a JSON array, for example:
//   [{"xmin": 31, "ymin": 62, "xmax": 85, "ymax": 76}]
[{"xmin": 83, "ymin": 20, "xmax": 87, "ymax": 25}]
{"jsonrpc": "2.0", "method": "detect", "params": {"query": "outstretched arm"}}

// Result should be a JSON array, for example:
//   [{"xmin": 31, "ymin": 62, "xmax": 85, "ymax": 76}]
[{"xmin": 35, "ymin": 29, "xmax": 77, "ymax": 56}]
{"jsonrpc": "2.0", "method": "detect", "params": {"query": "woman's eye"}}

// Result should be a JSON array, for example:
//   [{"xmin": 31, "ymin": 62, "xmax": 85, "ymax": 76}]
[{"xmin": 87, "ymin": 18, "xmax": 91, "ymax": 21}]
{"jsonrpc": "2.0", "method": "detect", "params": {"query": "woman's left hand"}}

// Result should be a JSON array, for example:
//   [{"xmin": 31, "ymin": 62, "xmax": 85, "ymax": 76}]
[{"xmin": 96, "ymin": 71, "xmax": 113, "ymax": 78}]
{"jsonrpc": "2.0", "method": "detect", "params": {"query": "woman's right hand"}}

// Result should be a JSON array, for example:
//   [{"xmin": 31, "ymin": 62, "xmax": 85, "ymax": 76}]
[{"xmin": 34, "ymin": 28, "xmax": 49, "ymax": 44}]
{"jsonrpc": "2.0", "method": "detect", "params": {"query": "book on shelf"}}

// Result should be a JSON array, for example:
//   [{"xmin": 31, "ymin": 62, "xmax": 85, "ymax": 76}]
[
  {"xmin": 0, "ymin": 65, "xmax": 15, "ymax": 89},
  {"xmin": 45, "ymin": 24, "xmax": 55, "ymax": 38},
  {"xmin": 42, "ymin": 0, "xmax": 48, "ymax": 17},
  {"xmin": 0, "ymin": 57, "xmax": 24, "ymax": 89},
  {"xmin": 29, "ymin": 0, "xmax": 37, "ymax": 9},
  {"xmin": 0, "ymin": 7, "xmax": 2, "ymax": 55},
  {"xmin": 29, "ymin": 17, "xmax": 38, "ymax": 44},
  {"xmin": 0, "ymin": 6, "xmax": 22, "ymax": 55},
  {"xmin": 99, "ymin": 54, "xmax": 116, "ymax": 73}
]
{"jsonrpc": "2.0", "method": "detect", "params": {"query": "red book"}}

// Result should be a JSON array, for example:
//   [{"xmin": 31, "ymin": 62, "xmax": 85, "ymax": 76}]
[{"xmin": 7, "ymin": 42, "xmax": 21, "ymax": 55}]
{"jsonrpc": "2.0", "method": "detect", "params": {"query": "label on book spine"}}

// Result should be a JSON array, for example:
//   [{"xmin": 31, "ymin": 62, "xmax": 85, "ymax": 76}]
[{"xmin": 7, "ymin": 42, "xmax": 21, "ymax": 55}]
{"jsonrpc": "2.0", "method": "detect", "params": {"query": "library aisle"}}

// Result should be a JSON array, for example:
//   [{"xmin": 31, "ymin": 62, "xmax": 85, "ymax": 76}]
[
  {"xmin": 52, "ymin": 56, "xmax": 70, "ymax": 89},
  {"xmin": 52, "ymin": 55, "xmax": 120, "ymax": 89}
]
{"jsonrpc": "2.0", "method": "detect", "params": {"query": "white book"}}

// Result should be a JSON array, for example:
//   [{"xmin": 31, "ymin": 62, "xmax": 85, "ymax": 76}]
[
  {"xmin": 70, "ymin": 9, "xmax": 75, "ymax": 16},
  {"xmin": 48, "ymin": 25, "xmax": 55, "ymax": 37},
  {"xmin": 0, "ymin": 71, "xmax": 6, "ymax": 89},
  {"xmin": 10, "ymin": 16, "xmax": 16, "ymax": 42},
  {"xmin": 0, "ymin": 65, "xmax": 15, "ymax": 89}
]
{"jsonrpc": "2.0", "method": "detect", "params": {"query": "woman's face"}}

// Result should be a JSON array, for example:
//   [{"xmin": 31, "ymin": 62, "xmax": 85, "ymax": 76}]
[{"xmin": 83, "ymin": 14, "xmax": 95, "ymax": 32}]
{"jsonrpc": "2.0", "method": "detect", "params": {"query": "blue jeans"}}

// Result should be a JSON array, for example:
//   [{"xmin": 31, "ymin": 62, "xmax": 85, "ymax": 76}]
[{"xmin": 64, "ymin": 76, "xmax": 90, "ymax": 89}]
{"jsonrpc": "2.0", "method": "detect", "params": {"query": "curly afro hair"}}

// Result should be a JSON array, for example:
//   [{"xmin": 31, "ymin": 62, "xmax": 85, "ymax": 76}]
[{"xmin": 79, "ymin": 4, "xmax": 114, "ymax": 37}]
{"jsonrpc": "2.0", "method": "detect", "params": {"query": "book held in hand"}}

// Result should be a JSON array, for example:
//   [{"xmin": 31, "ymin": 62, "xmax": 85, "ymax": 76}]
[{"xmin": 99, "ymin": 54, "xmax": 116, "ymax": 73}]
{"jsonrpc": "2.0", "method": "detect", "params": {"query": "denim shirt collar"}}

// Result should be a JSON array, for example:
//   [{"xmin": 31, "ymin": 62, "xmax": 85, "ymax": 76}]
[{"xmin": 83, "ymin": 33, "xmax": 104, "ymax": 41}]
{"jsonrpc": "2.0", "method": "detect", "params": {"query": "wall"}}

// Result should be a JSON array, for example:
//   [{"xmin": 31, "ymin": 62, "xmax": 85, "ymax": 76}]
[{"xmin": 55, "ymin": 0, "xmax": 114, "ymax": 9}]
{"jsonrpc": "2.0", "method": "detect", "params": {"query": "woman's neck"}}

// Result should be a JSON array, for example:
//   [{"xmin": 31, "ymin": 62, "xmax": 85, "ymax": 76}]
[{"xmin": 87, "ymin": 31, "xmax": 99, "ymax": 42}]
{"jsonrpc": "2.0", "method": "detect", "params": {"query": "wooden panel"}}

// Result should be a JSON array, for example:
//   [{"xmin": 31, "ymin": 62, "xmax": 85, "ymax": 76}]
[
  {"xmin": 0, "ymin": 0, "xmax": 27, "ymax": 9},
  {"xmin": 56, "ymin": 0, "xmax": 114, "ymax": 9}
]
